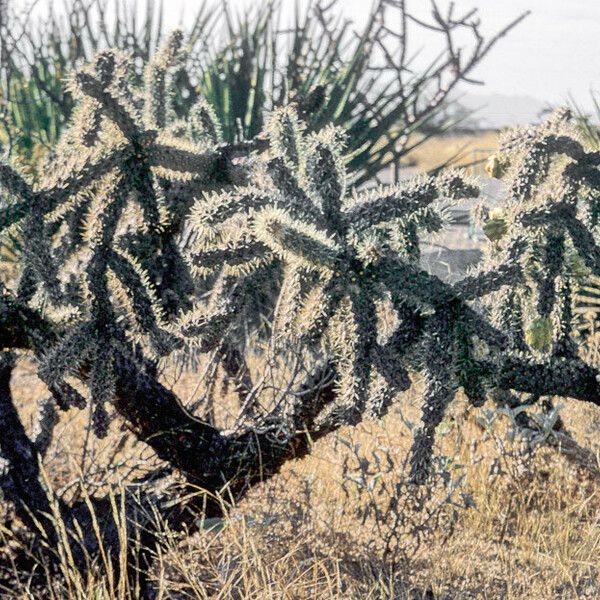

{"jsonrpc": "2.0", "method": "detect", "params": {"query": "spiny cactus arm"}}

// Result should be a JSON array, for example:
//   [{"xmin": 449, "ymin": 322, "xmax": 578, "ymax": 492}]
[
  {"xmin": 293, "ymin": 276, "xmax": 344, "ymax": 343},
  {"xmin": 70, "ymin": 51, "xmax": 119, "ymax": 147},
  {"xmin": 381, "ymin": 300, "xmax": 426, "ymax": 364},
  {"xmin": 0, "ymin": 167, "xmax": 61, "ymax": 297},
  {"xmin": 147, "ymin": 139, "xmax": 220, "ymax": 179},
  {"xmin": 373, "ymin": 343, "xmax": 412, "ymax": 395},
  {"xmin": 75, "ymin": 73, "xmax": 141, "ymax": 142},
  {"xmin": 454, "ymin": 312, "xmax": 490, "ymax": 408},
  {"xmin": 266, "ymin": 158, "xmax": 323, "ymax": 222},
  {"xmin": 501, "ymin": 129, "xmax": 598, "ymax": 165},
  {"xmin": 405, "ymin": 205, "xmax": 448, "ymax": 236},
  {"xmin": 52, "ymin": 194, "xmax": 91, "ymax": 253},
  {"xmin": 399, "ymin": 221, "xmax": 421, "ymax": 261},
  {"xmin": 189, "ymin": 239, "xmax": 272, "ymax": 278},
  {"xmin": 187, "ymin": 207, "xmax": 273, "ymax": 279},
  {"xmin": 498, "ymin": 117, "xmax": 599, "ymax": 205},
  {"xmin": 380, "ymin": 256, "xmax": 600, "ymax": 405},
  {"xmin": 409, "ymin": 312, "xmax": 457, "ymax": 484},
  {"xmin": 451, "ymin": 237, "xmax": 526, "ymax": 300},
  {"xmin": 78, "ymin": 181, "xmax": 130, "ymax": 425},
  {"xmin": 344, "ymin": 178, "xmax": 438, "ymax": 233},
  {"xmin": 345, "ymin": 171, "xmax": 478, "ymax": 233},
  {"xmin": 89, "ymin": 341, "xmax": 115, "ymax": 438},
  {"xmin": 315, "ymin": 289, "xmax": 377, "ymax": 429},
  {"xmin": 83, "ymin": 180, "xmax": 128, "ymax": 317},
  {"xmin": 74, "ymin": 71, "xmax": 142, "ymax": 141},
  {"xmin": 108, "ymin": 249, "xmax": 179, "ymax": 356},
  {"xmin": 143, "ymin": 30, "xmax": 183, "ymax": 130},
  {"xmin": 178, "ymin": 303, "xmax": 225, "ymax": 348},
  {"xmin": 39, "ymin": 146, "xmax": 135, "ymax": 211},
  {"xmin": 486, "ymin": 354, "xmax": 600, "ymax": 405},
  {"xmin": 154, "ymin": 237, "xmax": 197, "ymax": 315},
  {"xmin": 435, "ymin": 170, "xmax": 480, "ymax": 200},
  {"xmin": 271, "ymin": 263, "xmax": 308, "ymax": 339},
  {"xmin": 150, "ymin": 137, "xmax": 258, "ymax": 188},
  {"xmin": 503, "ymin": 141, "xmax": 552, "ymax": 204},
  {"xmin": 37, "ymin": 322, "xmax": 94, "ymax": 391},
  {"xmin": 15, "ymin": 266, "xmax": 37, "ymax": 306},
  {"xmin": 579, "ymin": 188, "xmax": 600, "ymax": 229},
  {"xmin": 553, "ymin": 137, "xmax": 600, "ymax": 162},
  {"xmin": 188, "ymin": 187, "xmax": 268, "ymax": 233},
  {"xmin": 127, "ymin": 166, "xmax": 169, "ymax": 234},
  {"xmin": 564, "ymin": 215, "xmax": 600, "ymax": 275},
  {"xmin": 75, "ymin": 98, "xmax": 103, "ymax": 148},
  {"xmin": 188, "ymin": 97, "xmax": 223, "ymax": 145},
  {"xmin": 379, "ymin": 257, "xmax": 506, "ymax": 347},
  {"xmin": 535, "ymin": 231, "xmax": 565, "ymax": 317},
  {"xmin": 552, "ymin": 275, "xmax": 577, "ymax": 358},
  {"xmin": 29, "ymin": 306, "xmax": 90, "ymax": 412},
  {"xmin": 21, "ymin": 213, "xmax": 63, "ymax": 300},
  {"xmin": 365, "ymin": 368, "xmax": 397, "ymax": 420},
  {"xmin": 266, "ymin": 105, "xmax": 306, "ymax": 168},
  {"xmin": 252, "ymin": 207, "xmax": 341, "ymax": 271},
  {"xmin": 493, "ymin": 289, "xmax": 528, "ymax": 352},
  {"xmin": 305, "ymin": 129, "xmax": 346, "ymax": 236},
  {"xmin": 0, "ymin": 288, "xmax": 56, "ymax": 352}
]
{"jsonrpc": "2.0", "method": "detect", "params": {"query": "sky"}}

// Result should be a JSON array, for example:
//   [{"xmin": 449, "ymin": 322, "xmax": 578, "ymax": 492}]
[{"xmin": 24, "ymin": 0, "xmax": 600, "ymax": 115}]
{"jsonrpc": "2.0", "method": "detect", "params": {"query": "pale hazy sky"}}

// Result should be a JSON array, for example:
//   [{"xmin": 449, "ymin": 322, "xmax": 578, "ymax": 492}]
[{"xmin": 26, "ymin": 0, "xmax": 600, "ymax": 112}]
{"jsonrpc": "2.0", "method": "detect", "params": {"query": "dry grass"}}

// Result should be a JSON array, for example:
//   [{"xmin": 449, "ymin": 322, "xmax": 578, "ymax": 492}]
[
  {"xmin": 2, "ymin": 355, "xmax": 600, "ymax": 599},
  {"xmin": 402, "ymin": 131, "xmax": 499, "ymax": 173}
]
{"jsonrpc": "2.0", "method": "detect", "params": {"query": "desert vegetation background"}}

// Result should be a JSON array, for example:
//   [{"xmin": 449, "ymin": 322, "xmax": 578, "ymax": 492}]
[{"xmin": 0, "ymin": 1, "xmax": 599, "ymax": 599}]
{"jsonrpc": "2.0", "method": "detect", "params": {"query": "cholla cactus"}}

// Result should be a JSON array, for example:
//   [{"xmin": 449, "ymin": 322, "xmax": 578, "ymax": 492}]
[
  {"xmin": 482, "ymin": 109, "xmax": 600, "ymax": 358},
  {"xmin": 185, "ymin": 106, "xmax": 600, "ymax": 483},
  {"xmin": 0, "ymin": 33, "xmax": 230, "ymax": 436},
  {"xmin": 186, "ymin": 106, "xmax": 483, "ymax": 463},
  {"xmin": 1, "ymin": 41, "xmax": 600, "ymax": 583}
]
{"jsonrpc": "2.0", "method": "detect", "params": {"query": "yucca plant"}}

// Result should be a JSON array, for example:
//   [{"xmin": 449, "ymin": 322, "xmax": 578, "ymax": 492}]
[
  {"xmin": 1, "ymin": 32, "xmax": 599, "ymax": 598},
  {"xmin": 0, "ymin": 0, "xmax": 527, "ymax": 185}
]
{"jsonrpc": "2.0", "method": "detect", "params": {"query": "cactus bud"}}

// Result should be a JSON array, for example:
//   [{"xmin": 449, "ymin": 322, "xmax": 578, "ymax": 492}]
[
  {"xmin": 525, "ymin": 317, "xmax": 553, "ymax": 351},
  {"xmin": 482, "ymin": 208, "xmax": 508, "ymax": 241},
  {"xmin": 485, "ymin": 154, "xmax": 508, "ymax": 179}
]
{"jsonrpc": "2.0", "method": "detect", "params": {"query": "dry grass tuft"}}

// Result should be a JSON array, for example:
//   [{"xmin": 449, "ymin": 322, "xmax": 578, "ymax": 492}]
[{"xmin": 2, "ymin": 360, "xmax": 600, "ymax": 599}]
